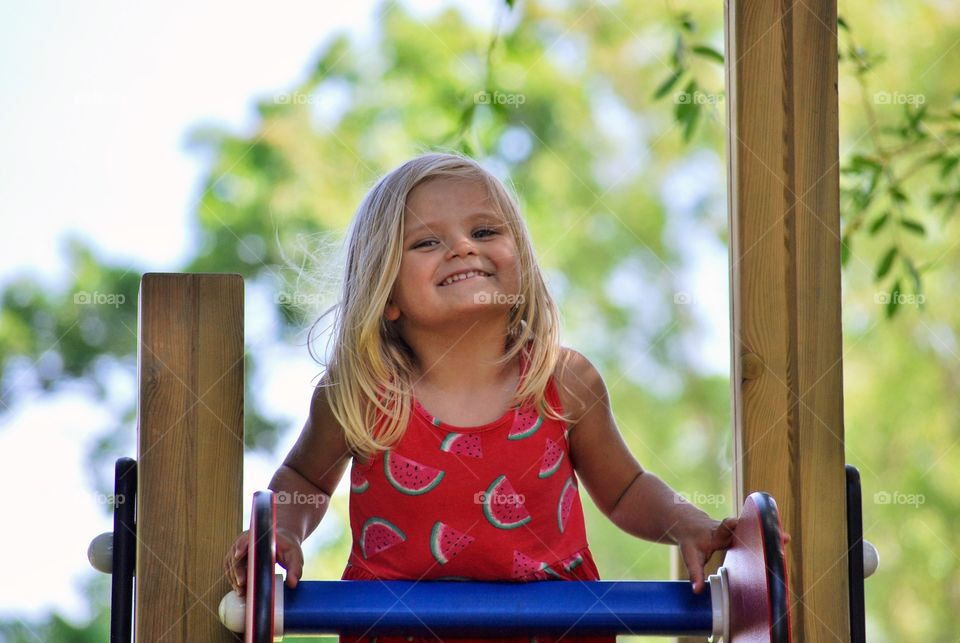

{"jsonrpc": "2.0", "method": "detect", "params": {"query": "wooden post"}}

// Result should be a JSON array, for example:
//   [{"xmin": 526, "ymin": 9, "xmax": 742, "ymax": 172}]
[
  {"xmin": 136, "ymin": 273, "xmax": 244, "ymax": 641},
  {"xmin": 725, "ymin": 1, "xmax": 850, "ymax": 642}
]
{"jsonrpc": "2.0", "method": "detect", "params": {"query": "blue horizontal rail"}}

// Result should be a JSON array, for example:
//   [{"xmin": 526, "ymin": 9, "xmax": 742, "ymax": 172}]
[{"xmin": 283, "ymin": 580, "xmax": 713, "ymax": 637}]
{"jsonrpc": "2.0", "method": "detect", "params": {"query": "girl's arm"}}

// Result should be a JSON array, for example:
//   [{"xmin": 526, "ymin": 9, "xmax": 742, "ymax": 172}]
[
  {"xmin": 227, "ymin": 378, "xmax": 353, "ymax": 592},
  {"xmin": 558, "ymin": 348, "xmax": 737, "ymax": 593},
  {"xmin": 271, "ymin": 378, "xmax": 353, "ymax": 546}
]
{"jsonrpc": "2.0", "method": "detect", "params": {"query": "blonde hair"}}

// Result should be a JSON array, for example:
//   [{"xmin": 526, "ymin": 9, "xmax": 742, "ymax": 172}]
[{"xmin": 309, "ymin": 151, "xmax": 572, "ymax": 463}]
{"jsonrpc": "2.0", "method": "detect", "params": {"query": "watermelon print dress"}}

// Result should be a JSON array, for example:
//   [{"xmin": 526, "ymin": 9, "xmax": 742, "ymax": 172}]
[{"xmin": 340, "ymin": 351, "xmax": 617, "ymax": 643}]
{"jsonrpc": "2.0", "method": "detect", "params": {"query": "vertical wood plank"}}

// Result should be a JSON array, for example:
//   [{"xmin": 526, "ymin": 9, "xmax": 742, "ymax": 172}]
[
  {"xmin": 136, "ymin": 273, "xmax": 244, "ymax": 642},
  {"xmin": 725, "ymin": 1, "xmax": 850, "ymax": 641}
]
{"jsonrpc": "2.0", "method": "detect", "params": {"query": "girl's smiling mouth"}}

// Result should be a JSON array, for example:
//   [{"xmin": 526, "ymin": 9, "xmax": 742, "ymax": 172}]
[{"xmin": 438, "ymin": 270, "xmax": 492, "ymax": 287}]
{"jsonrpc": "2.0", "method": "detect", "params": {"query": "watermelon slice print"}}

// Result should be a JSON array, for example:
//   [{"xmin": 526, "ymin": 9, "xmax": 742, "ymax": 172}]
[
  {"xmin": 511, "ymin": 550, "xmax": 562, "ymax": 580},
  {"xmin": 351, "ymin": 465, "xmax": 369, "ymax": 493},
  {"xmin": 359, "ymin": 517, "xmax": 406, "ymax": 560},
  {"xmin": 482, "ymin": 475, "xmax": 532, "ymax": 529},
  {"xmin": 384, "ymin": 451, "xmax": 445, "ymax": 495},
  {"xmin": 429, "ymin": 521, "xmax": 476, "ymax": 565},
  {"xmin": 439, "ymin": 432, "xmax": 482, "ymax": 458},
  {"xmin": 508, "ymin": 408, "xmax": 543, "ymax": 440},
  {"xmin": 557, "ymin": 476, "xmax": 577, "ymax": 534},
  {"xmin": 561, "ymin": 551, "xmax": 584, "ymax": 572},
  {"xmin": 538, "ymin": 437, "xmax": 564, "ymax": 478}
]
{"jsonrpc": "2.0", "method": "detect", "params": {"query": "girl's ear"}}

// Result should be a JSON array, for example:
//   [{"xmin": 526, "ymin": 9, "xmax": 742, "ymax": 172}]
[{"xmin": 384, "ymin": 301, "xmax": 401, "ymax": 321}]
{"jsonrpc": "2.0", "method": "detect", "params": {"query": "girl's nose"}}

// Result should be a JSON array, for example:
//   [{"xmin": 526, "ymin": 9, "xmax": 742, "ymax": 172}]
[{"xmin": 446, "ymin": 235, "xmax": 477, "ymax": 258}]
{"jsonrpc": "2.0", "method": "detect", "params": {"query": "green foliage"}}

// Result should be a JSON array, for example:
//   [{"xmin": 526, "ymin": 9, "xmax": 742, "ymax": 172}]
[{"xmin": 650, "ymin": 11, "xmax": 725, "ymax": 143}]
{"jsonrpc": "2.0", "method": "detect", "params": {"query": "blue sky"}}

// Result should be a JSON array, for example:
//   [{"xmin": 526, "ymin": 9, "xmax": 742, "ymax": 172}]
[{"xmin": 0, "ymin": 0, "xmax": 730, "ymax": 625}]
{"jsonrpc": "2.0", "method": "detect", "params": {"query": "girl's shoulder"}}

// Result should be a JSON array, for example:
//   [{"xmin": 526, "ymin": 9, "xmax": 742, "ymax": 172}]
[{"xmin": 552, "ymin": 346, "xmax": 605, "ymax": 426}]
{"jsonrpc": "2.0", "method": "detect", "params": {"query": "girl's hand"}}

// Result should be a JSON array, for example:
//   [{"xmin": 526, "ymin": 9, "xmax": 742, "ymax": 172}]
[
  {"xmin": 223, "ymin": 528, "xmax": 305, "ymax": 594},
  {"xmin": 274, "ymin": 528, "xmax": 306, "ymax": 589},
  {"xmin": 224, "ymin": 530, "xmax": 251, "ymax": 594},
  {"xmin": 676, "ymin": 517, "xmax": 792, "ymax": 594},
  {"xmin": 676, "ymin": 516, "xmax": 738, "ymax": 594}
]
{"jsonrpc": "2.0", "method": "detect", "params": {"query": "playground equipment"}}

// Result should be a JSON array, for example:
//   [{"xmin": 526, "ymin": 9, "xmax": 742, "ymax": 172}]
[
  {"xmin": 91, "ymin": 452, "xmax": 877, "ymax": 642},
  {"xmin": 216, "ymin": 489, "xmax": 791, "ymax": 641}
]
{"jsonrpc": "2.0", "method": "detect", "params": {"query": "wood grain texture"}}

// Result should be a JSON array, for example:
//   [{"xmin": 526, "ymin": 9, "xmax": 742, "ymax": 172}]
[
  {"xmin": 136, "ymin": 273, "xmax": 244, "ymax": 642},
  {"xmin": 725, "ymin": 1, "xmax": 850, "ymax": 641}
]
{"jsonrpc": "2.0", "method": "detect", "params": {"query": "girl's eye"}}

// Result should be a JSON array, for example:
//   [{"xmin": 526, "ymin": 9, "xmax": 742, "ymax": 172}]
[{"xmin": 412, "ymin": 228, "xmax": 498, "ymax": 249}]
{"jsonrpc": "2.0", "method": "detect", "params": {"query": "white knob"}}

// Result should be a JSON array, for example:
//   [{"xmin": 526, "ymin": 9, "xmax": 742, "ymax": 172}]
[
  {"xmin": 863, "ymin": 540, "xmax": 879, "ymax": 578},
  {"xmin": 87, "ymin": 532, "xmax": 113, "ymax": 574},
  {"xmin": 219, "ymin": 590, "xmax": 246, "ymax": 633}
]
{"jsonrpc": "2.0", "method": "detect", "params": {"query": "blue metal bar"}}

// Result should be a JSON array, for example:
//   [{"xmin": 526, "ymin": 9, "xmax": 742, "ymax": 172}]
[{"xmin": 283, "ymin": 580, "xmax": 712, "ymax": 637}]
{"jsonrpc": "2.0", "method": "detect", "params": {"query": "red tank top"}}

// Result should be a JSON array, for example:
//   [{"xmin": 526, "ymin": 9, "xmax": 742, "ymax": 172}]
[{"xmin": 339, "ymin": 350, "xmax": 615, "ymax": 643}]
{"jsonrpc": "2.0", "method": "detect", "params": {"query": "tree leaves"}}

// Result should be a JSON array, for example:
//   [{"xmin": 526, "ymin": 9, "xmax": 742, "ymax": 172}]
[
  {"xmin": 876, "ymin": 246, "xmax": 898, "ymax": 280},
  {"xmin": 899, "ymin": 218, "xmax": 926, "ymax": 236},
  {"xmin": 675, "ymin": 80, "xmax": 701, "ymax": 143},
  {"xmin": 868, "ymin": 212, "xmax": 890, "ymax": 235},
  {"xmin": 691, "ymin": 44, "xmax": 724, "ymax": 64},
  {"xmin": 653, "ymin": 68, "xmax": 685, "ymax": 100},
  {"xmin": 841, "ymin": 234, "xmax": 853, "ymax": 267}
]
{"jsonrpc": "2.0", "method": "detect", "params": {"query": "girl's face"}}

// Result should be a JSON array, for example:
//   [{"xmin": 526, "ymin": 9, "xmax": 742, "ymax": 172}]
[{"xmin": 385, "ymin": 177, "xmax": 521, "ymax": 330}]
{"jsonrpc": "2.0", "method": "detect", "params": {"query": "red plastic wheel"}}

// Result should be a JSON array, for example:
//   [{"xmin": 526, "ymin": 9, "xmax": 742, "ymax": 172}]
[
  {"xmin": 245, "ymin": 490, "xmax": 276, "ymax": 643},
  {"xmin": 725, "ymin": 492, "xmax": 792, "ymax": 643}
]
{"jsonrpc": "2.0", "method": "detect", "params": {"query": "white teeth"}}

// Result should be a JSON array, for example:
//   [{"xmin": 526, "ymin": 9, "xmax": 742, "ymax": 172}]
[{"xmin": 441, "ymin": 271, "xmax": 487, "ymax": 286}]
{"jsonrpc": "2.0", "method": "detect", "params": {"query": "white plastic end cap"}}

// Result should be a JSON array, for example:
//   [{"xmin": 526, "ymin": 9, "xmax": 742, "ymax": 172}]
[
  {"xmin": 274, "ymin": 574, "xmax": 285, "ymax": 641},
  {"xmin": 863, "ymin": 540, "xmax": 879, "ymax": 578},
  {"xmin": 707, "ymin": 567, "xmax": 730, "ymax": 642},
  {"xmin": 87, "ymin": 532, "xmax": 113, "ymax": 574},
  {"xmin": 219, "ymin": 590, "xmax": 246, "ymax": 633}
]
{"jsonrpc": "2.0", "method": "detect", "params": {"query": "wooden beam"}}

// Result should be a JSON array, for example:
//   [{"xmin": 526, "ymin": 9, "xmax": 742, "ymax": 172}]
[
  {"xmin": 136, "ymin": 273, "xmax": 244, "ymax": 642},
  {"xmin": 725, "ymin": 1, "xmax": 850, "ymax": 641}
]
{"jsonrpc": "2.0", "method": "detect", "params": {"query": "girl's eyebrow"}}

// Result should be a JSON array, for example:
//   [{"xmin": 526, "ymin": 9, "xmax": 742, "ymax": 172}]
[{"xmin": 404, "ymin": 211, "xmax": 503, "ymax": 239}]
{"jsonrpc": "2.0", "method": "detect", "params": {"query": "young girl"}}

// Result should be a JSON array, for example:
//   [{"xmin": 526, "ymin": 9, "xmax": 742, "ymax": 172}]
[{"xmin": 225, "ymin": 152, "xmax": 738, "ymax": 642}]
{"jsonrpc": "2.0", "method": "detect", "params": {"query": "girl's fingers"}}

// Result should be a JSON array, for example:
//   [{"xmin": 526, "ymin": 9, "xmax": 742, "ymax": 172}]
[
  {"xmin": 680, "ymin": 544, "xmax": 707, "ymax": 594},
  {"xmin": 712, "ymin": 518, "xmax": 738, "ymax": 549},
  {"xmin": 234, "ymin": 535, "xmax": 248, "ymax": 558},
  {"xmin": 285, "ymin": 564, "xmax": 301, "ymax": 588},
  {"xmin": 279, "ymin": 551, "xmax": 301, "ymax": 588}
]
